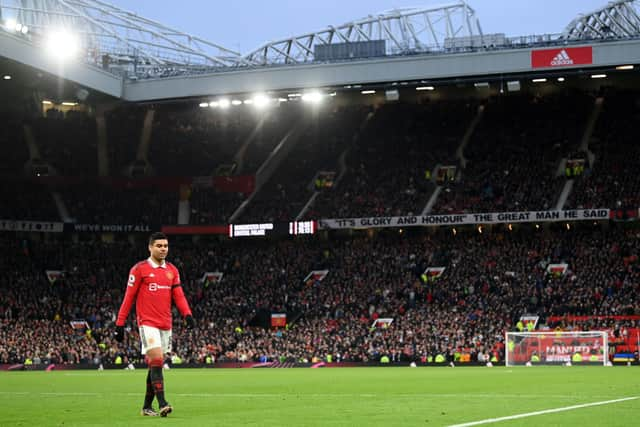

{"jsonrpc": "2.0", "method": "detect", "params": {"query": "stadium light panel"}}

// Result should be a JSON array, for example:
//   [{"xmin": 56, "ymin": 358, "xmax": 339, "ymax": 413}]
[
  {"xmin": 231, "ymin": 100, "xmax": 242, "ymax": 106},
  {"xmin": 329, "ymin": 92, "xmax": 337, "ymax": 97},
  {"xmin": 287, "ymin": 93, "xmax": 301, "ymax": 98},
  {"xmin": 243, "ymin": 99, "xmax": 254, "ymax": 105},
  {"xmin": 532, "ymin": 78, "xmax": 547, "ymax": 83},
  {"xmin": 557, "ymin": 77, "xmax": 565, "ymax": 82},
  {"xmin": 506, "ymin": 81, "xmax": 520, "ymax": 92},
  {"xmin": 416, "ymin": 86, "xmax": 434, "ymax": 91},
  {"xmin": 591, "ymin": 74, "xmax": 607, "ymax": 79},
  {"xmin": 5, "ymin": 19, "xmax": 16, "ymax": 31},
  {"xmin": 615, "ymin": 65, "xmax": 634, "ymax": 70},
  {"xmin": 361, "ymin": 90, "xmax": 376, "ymax": 95},
  {"xmin": 41, "ymin": 100, "xmax": 52, "ymax": 105},
  {"xmin": 46, "ymin": 30, "xmax": 79, "ymax": 61},
  {"xmin": 2, "ymin": 75, "xmax": 11, "ymax": 80},
  {"xmin": 61, "ymin": 102, "xmax": 77, "ymax": 106},
  {"xmin": 208, "ymin": 101, "xmax": 219, "ymax": 108},
  {"xmin": 302, "ymin": 92, "xmax": 323, "ymax": 103},
  {"xmin": 21, "ymin": 25, "xmax": 28, "ymax": 34},
  {"xmin": 277, "ymin": 98, "xmax": 288, "ymax": 103},
  {"xmin": 252, "ymin": 94, "xmax": 269, "ymax": 108},
  {"xmin": 218, "ymin": 99, "xmax": 230, "ymax": 109},
  {"xmin": 474, "ymin": 82, "xmax": 490, "ymax": 88},
  {"xmin": 199, "ymin": 102, "xmax": 209, "ymax": 108}
]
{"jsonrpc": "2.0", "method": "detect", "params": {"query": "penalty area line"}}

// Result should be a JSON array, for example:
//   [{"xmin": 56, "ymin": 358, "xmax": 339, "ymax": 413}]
[{"xmin": 448, "ymin": 396, "xmax": 639, "ymax": 427}]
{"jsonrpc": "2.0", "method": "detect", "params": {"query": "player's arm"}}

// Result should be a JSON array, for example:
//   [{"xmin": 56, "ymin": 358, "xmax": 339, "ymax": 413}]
[
  {"xmin": 171, "ymin": 270, "xmax": 194, "ymax": 327},
  {"xmin": 116, "ymin": 265, "xmax": 142, "ymax": 327}
]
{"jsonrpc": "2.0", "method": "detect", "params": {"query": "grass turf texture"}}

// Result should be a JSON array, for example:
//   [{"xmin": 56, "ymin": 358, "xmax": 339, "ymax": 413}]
[{"xmin": 0, "ymin": 367, "xmax": 638, "ymax": 426}]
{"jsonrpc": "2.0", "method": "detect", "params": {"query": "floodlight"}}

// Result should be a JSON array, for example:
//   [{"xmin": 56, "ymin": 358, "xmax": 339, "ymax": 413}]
[
  {"xmin": 253, "ymin": 94, "xmax": 269, "ymax": 108},
  {"xmin": 5, "ymin": 19, "xmax": 16, "ymax": 32},
  {"xmin": 46, "ymin": 30, "xmax": 79, "ymax": 60},
  {"xmin": 301, "ymin": 92, "xmax": 322, "ymax": 103}
]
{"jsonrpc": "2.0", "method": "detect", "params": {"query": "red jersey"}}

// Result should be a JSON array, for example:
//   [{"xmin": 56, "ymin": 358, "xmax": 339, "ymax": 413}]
[{"xmin": 116, "ymin": 258, "xmax": 192, "ymax": 330}]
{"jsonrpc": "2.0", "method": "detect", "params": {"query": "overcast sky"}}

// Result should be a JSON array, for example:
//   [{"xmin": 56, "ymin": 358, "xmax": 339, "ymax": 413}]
[{"xmin": 107, "ymin": 0, "xmax": 610, "ymax": 53}]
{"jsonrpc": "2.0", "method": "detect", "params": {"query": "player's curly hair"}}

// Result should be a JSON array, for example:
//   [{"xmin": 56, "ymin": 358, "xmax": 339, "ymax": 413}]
[{"xmin": 149, "ymin": 231, "xmax": 168, "ymax": 244}]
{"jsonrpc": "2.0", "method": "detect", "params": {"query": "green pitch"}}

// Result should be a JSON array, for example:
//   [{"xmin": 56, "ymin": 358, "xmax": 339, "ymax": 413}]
[{"xmin": 1, "ymin": 366, "xmax": 639, "ymax": 426}]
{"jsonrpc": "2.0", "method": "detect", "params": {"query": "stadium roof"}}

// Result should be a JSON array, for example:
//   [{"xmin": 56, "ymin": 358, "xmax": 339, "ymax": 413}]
[
  {"xmin": 563, "ymin": 0, "xmax": 640, "ymax": 40},
  {"xmin": 243, "ymin": 1, "xmax": 483, "ymax": 65},
  {"xmin": 0, "ymin": 0, "xmax": 246, "ymax": 76},
  {"xmin": 2, "ymin": 0, "xmax": 640, "ymax": 101}
]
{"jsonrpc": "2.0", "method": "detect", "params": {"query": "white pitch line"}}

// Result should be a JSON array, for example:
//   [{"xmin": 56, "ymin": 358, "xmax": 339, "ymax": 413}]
[{"xmin": 448, "ymin": 396, "xmax": 639, "ymax": 427}]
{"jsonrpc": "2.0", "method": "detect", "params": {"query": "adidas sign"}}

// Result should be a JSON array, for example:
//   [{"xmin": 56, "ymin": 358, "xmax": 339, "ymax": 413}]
[{"xmin": 550, "ymin": 49, "xmax": 573, "ymax": 66}]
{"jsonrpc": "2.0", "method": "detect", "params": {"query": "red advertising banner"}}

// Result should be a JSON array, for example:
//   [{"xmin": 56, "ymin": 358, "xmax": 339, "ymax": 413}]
[
  {"xmin": 531, "ymin": 46, "xmax": 593, "ymax": 68},
  {"xmin": 271, "ymin": 313, "xmax": 287, "ymax": 328}
]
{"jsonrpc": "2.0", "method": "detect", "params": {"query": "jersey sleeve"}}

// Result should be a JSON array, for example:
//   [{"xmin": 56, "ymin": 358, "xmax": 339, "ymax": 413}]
[
  {"xmin": 116, "ymin": 264, "xmax": 142, "ymax": 326},
  {"xmin": 171, "ymin": 267, "xmax": 192, "ymax": 318}
]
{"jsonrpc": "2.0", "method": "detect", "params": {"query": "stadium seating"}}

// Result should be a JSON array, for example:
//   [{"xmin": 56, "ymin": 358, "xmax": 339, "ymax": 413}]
[
  {"xmin": 433, "ymin": 91, "xmax": 593, "ymax": 214},
  {"xmin": 1, "ymin": 224, "xmax": 638, "ymax": 365},
  {"xmin": 567, "ymin": 89, "xmax": 640, "ymax": 210}
]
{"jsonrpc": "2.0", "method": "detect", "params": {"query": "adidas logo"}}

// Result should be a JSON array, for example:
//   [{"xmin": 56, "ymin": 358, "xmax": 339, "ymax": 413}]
[{"xmin": 550, "ymin": 49, "xmax": 573, "ymax": 66}]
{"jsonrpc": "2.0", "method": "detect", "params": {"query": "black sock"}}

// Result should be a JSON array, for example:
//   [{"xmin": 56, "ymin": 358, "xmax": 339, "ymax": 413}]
[
  {"xmin": 150, "ymin": 366, "xmax": 167, "ymax": 407},
  {"xmin": 143, "ymin": 370, "xmax": 154, "ymax": 409}
]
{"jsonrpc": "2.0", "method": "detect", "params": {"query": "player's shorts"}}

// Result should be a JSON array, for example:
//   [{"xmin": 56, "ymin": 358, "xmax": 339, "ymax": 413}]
[{"xmin": 138, "ymin": 325, "xmax": 172, "ymax": 354}]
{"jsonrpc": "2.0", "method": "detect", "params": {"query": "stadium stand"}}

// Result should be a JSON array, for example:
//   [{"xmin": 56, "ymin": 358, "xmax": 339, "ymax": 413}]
[
  {"xmin": 308, "ymin": 99, "xmax": 476, "ymax": 219},
  {"xmin": 433, "ymin": 91, "xmax": 593, "ymax": 214},
  {"xmin": 567, "ymin": 89, "xmax": 640, "ymax": 211},
  {"xmin": 1, "ymin": 224, "xmax": 638, "ymax": 365}
]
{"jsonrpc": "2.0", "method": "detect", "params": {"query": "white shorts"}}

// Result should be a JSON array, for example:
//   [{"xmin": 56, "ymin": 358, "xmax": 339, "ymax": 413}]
[{"xmin": 139, "ymin": 325, "xmax": 172, "ymax": 355}]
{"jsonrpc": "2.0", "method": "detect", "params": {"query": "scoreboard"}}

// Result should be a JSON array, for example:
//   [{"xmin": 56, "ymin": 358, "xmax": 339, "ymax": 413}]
[{"xmin": 229, "ymin": 220, "xmax": 316, "ymax": 238}]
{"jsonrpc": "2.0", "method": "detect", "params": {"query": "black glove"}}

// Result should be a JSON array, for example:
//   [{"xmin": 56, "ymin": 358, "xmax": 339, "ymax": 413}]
[
  {"xmin": 185, "ymin": 315, "xmax": 195, "ymax": 330},
  {"xmin": 114, "ymin": 325, "xmax": 125, "ymax": 342}
]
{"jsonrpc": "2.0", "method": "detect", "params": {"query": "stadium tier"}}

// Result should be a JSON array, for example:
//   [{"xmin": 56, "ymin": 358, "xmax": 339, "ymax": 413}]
[
  {"xmin": 1, "ymin": 224, "xmax": 638, "ymax": 366},
  {"xmin": 1, "ymin": 0, "xmax": 640, "ymax": 373}
]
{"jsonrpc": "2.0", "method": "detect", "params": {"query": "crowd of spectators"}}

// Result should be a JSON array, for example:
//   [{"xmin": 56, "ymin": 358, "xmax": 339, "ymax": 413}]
[
  {"xmin": 7, "ymin": 90, "xmax": 640, "ymax": 227},
  {"xmin": 433, "ymin": 91, "xmax": 592, "ymax": 214},
  {"xmin": 0, "ymin": 180, "xmax": 60, "ymax": 221},
  {"xmin": 32, "ymin": 111, "xmax": 97, "ymax": 176},
  {"xmin": 567, "ymin": 90, "xmax": 640, "ymax": 210},
  {"xmin": 0, "ymin": 112, "xmax": 29, "ymax": 176},
  {"xmin": 149, "ymin": 105, "xmax": 256, "ymax": 177},
  {"xmin": 1, "ymin": 223, "xmax": 638, "ymax": 366},
  {"xmin": 307, "ymin": 99, "xmax": 475, "ymax": 219},
  {"xmin": 240, "ymin": 105, "xmax": 370, "ymax": 222},
  {"xmin": 60, "ymin": 183, "xmax": 179, "ymax": 225}
]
